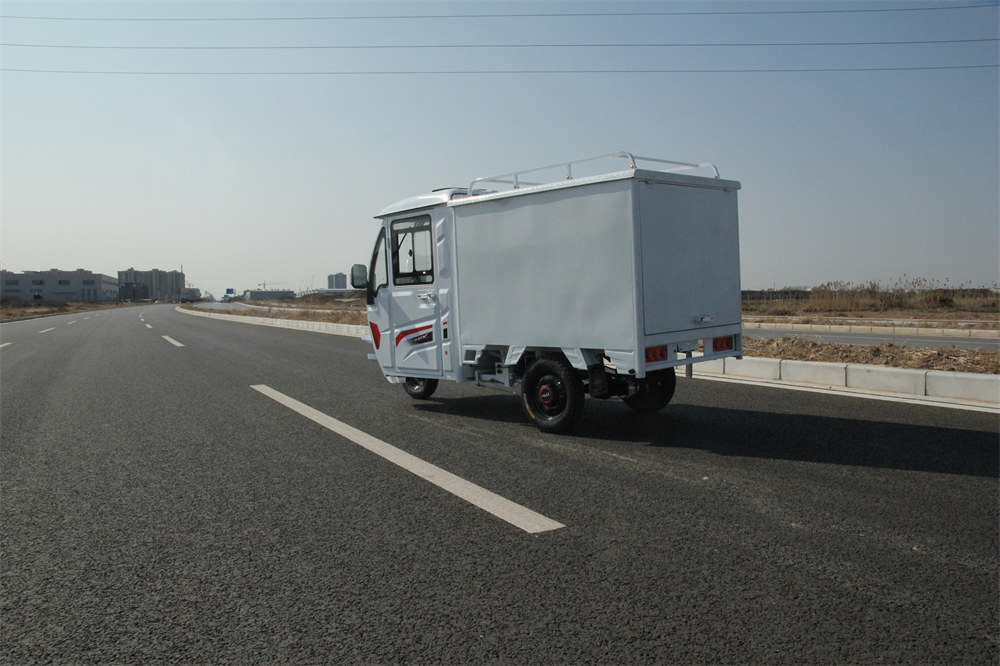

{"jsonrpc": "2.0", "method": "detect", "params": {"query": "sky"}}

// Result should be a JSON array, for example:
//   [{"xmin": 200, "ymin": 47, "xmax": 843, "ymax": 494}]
[{"xmin": 2, "ymin": 0, "xmax": 997, "ymax": 299}]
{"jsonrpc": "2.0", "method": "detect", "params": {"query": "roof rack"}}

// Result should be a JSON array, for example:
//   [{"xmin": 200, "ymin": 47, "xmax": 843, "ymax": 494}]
[{"xmin": 467, "ymin": 151, "xmax": 720, "ymax": 194}]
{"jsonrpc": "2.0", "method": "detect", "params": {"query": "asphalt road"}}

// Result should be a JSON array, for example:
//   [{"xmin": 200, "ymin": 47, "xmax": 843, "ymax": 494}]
[
  {"xmin": 2, "ymin": 304, "xmax": 997, "ymax": 664},
  {"xmin": 747, "ymin": 326, "xmax": 999, "ymax": 351}
]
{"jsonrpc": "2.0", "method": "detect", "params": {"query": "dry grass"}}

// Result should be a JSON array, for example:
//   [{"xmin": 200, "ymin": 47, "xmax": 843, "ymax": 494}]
[
  {"xmin": 744, "ymin": 336, "xmax": 998, "ymax": 374},
  {"xmin": 192, "ymin": 294, "xmax": 369, "ymax": 326},
  {"xmin": 744, "ymin": 282, "xmax": 998, "ymax": 319},
  {"xmin": 228, "ymin": 304, "xmax": 368, "ymax": 326},
  {"xmin": 250, "ymin": 292, "xmax": 366, "ymax": 311},
  {"xmin": 742, "ymin": 285, "xmax": 998, "ymax": 374},
  {"xmin": 0, "ymin": 300, "xmax": 137, "ymax": 322}
]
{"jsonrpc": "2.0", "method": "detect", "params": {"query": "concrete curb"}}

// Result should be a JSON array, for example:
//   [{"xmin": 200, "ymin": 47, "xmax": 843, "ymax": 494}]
[
  {"xmin": 743, "ymin": 320, "xmax": 999, "ymax": 339},
  {"xmin": 693, "ymin": 356, "xmax": 1000, "ymax": 405},
  {"xmin": 180, "ymin": 307, "xmax": 999, "ymax": 406},
  {"xmin": 178, "ymin": 306, "xmax": 367, "ymax": 337}
]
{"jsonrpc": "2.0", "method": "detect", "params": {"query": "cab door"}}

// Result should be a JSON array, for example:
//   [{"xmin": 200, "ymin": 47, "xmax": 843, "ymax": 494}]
[
  {"xmin": 387, "ymin": 214, "xmax": 443, "ymax": 376},
  {"xmin": 364, "ymin": 226, "xmax": 394, "ymax": 371}
]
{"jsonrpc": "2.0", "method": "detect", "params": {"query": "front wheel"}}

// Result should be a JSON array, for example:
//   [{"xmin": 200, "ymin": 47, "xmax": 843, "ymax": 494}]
[
  {"xmin": 402, "ymin": 377, "xmax": 438, "ymax": 399},
  {"xmin": 623, "ymin": 367, "xmax": 677, "ymax": 413},
  {"xmin": 521, "ymin": 357, "xmax": 584, "ymax": 434}
]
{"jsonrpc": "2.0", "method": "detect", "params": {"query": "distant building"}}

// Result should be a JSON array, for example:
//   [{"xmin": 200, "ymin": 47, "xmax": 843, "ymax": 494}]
[
  {"xmin": 1, "ymin": 269, "xmax": 118, "ymax": 302},
  {"xmin": 328, "ymin": 273, "xmax": 347, "ymax": 290},
  {"xmin": 118, "ymin": 268, "xmax": 184, "ymax": 301},
  {"xmin": 119, "ymin": 282, "xmax": 150, "ymax": 301}
]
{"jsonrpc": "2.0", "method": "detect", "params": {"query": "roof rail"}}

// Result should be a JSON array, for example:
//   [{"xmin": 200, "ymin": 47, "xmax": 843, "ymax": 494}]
[{"xmin": 467, "ymin": 151, "xmax": 720, "ymax": 194}]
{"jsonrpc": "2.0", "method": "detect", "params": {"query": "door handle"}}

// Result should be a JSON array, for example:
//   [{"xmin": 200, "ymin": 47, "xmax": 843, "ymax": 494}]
[{"xmin": 417, "ymin": 291, "xmax": 437, "ymax": 302}]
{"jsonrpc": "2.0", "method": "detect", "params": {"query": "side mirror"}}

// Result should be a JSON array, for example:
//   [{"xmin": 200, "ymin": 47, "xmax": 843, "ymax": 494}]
[{"xmin": 350, "ymin": 264, "xmax": 368, "ymax": 289}]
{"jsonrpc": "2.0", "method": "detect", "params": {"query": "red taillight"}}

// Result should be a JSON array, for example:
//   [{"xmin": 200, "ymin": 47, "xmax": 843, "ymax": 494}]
[
  {"xmin": 369, "ymin": 321, "xmax": 381, "ymax": 349},
  {"xmin": 712, "ymin": 336, "xmax": 733, "ymax": 353},
  {"xmin": 645, "ymin": 345, "xmax": 668, "ymax": 363}
]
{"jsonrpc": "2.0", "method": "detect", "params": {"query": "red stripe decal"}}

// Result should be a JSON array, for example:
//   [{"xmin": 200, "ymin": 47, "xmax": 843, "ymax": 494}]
[{"xmin": 396, "ymin": 324, "xmax": 433, "ymax": 346}]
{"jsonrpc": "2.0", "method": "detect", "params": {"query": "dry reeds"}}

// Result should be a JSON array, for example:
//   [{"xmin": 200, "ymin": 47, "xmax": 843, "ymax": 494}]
[{"xmin": 744, "ymin": 278, "xmax": 998, "ymax": 316}]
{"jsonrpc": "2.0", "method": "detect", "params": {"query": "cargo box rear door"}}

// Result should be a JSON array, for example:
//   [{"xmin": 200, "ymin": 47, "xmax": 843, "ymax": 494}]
[{"xmin": 638, "ymin": 179, "xmax": 741, "ymax": 336}]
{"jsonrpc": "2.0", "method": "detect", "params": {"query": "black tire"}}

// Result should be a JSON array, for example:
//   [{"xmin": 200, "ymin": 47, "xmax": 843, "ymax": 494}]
[
  {"xmin": 623, "ymin": 367, "xmax": 677, "ymax": 413},
  {"xmin": 402, "ymin": 377, "xmax": 439, "ymax": 399},
  {"xmin": 521, "ymin": 357, "xmax": 584, "ymax": 434}
]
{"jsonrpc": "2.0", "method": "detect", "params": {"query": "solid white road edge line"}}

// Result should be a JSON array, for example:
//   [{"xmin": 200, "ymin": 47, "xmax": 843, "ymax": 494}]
[
  {"xmin": 162, "ymin": 335, "xmax": 185, "ymax": 347},
  {"xmin": 251, "ymin": 384, "xmax": 566, "ymax": 534}
]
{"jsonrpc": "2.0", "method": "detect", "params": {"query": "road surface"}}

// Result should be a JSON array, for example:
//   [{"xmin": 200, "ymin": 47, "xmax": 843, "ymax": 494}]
[
  {"xmin": 747, "ymin": 325, "xmax": 998, "ymax": 351},
  {"xmin": 2, "ymin": 305, "xmax": 997, "ymax": 663}
]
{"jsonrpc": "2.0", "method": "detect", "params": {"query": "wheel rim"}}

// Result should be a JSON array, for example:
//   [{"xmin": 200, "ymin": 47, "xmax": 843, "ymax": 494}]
[{"xmin": 534, "ymin": 374, "xmax": 567, "ymax": 418}]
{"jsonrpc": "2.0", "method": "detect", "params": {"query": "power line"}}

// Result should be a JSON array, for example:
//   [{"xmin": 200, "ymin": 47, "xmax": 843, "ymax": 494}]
[
  {"xmin": 3, "ymin": 38, "xmax": 996, "ymax": 50},
  {"xmin": 3, "ymin": 65, "xmax": 996, "ymax": 75},
  {"xmin": 1, "ymin": 3, "xmax": 997, "ymax": 21}
]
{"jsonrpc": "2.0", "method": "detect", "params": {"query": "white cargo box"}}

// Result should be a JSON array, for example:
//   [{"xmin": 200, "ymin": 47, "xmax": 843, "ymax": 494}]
[
  {"xmin": 448, "ymin": 167, "xmax": 741, "ymax": 372},
  {"xmin": 355, "ymin": 152, "xmax": 743, "ymax": 432}
]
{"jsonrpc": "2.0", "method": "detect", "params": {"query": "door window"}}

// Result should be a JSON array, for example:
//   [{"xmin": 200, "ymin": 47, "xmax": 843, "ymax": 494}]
[{"xmin": 391, "ymin": 216, "xmax": 433, "ymax": 285}]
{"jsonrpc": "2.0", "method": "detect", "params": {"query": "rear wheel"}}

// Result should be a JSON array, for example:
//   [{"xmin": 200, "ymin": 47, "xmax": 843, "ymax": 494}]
[
  {"xmin": 623, "ymin": 367, "xmax": 676, "ymax": 413},
  {"xmin": 521, "ymin": 357, "xmax": 584, "ymax": 434},
  {"xmin": 402, "ymin": 377, "xmax": 439, "ymax": 399}
]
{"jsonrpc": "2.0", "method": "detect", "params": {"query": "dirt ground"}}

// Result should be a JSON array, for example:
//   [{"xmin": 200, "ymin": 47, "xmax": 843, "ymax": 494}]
[
  {"xmin": 0, "ymin": 301, "xmax": 138, "ymax": 321},
  {"xmin": 743, "ymin": 336, "xmax": 998, "ymax": 374}
]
